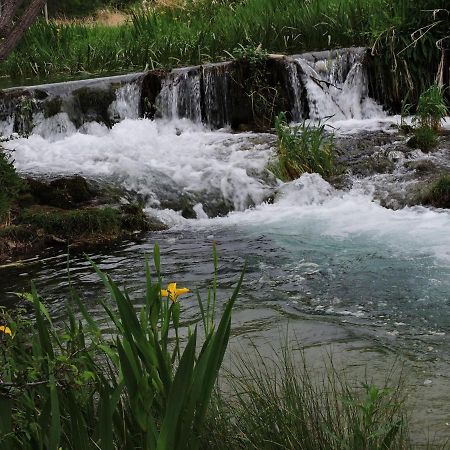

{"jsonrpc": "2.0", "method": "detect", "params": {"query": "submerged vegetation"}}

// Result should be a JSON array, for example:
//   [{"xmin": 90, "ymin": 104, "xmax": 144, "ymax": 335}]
[
  {"xmin": 273, "ymin": 112, "xmax": 335, "ymax": 181},
  {"xmin": 0, "ymin": 248, "xmax": 417, "ymax": 449}
]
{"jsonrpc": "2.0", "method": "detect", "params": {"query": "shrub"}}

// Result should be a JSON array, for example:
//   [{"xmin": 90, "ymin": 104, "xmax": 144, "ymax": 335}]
[
  {"xmin": 0, "ymin": 149, "xmax": 23, "ymax": 224},
  {"xmin": 273, "ymin": 112, "xmax": 335, "ymax": 181}
]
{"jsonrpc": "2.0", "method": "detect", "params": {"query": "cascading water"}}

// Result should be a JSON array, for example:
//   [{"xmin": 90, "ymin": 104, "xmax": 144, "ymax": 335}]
[
  {"xmin": 156, "ymin": 67, "xmax": 202, "ymax": 122},
  {"xmin": 2, "ymin": 49, "xmax": 450, "ymax": 441},
  {"xmin": 289, "ymin": 48, "xmax": 384, "ymax": 121}
]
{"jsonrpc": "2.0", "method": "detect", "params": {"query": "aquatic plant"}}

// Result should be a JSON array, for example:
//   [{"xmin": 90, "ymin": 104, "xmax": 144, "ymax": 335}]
[
  {"xmin": 273, "ymin": 112, "xmax": 335, "ymax": 181},
  {"xmin": 202, "ymin": 348, "xmax": 408, "ymax": 450},
  {"xmin": 0, "ymin": 244, "xmax": 244, "ymax": 449}
]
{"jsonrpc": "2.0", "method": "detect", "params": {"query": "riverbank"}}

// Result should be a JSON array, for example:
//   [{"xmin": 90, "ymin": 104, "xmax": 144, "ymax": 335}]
[
  {"xmin": 1, "ymin": 0, "xmax": 448, "ymax": 111},
  {"xmin": 0, "ymin": 172, "xmax": 166, "ymax": 265}
]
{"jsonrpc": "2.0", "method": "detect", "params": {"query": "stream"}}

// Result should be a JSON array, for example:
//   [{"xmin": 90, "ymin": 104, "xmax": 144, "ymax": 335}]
[{"xmin": 1, "ymin": 48, "xmax": 450, "ymax": 443}]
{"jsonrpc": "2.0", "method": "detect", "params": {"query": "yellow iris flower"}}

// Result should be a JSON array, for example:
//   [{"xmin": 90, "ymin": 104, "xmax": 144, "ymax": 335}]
[
  {"xmin": 161, "ymin": 283, "xmax": 190, "ymax": 302},
  {"xmin": 0, "ymin": 325, "xmax": 12, "ymax": 336}
]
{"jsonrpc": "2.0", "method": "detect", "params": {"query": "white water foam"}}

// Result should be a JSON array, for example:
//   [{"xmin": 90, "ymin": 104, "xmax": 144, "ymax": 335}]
[
  {"xmin": 167, "ymin": 173, "xmax": 450, "ymax": 264},
  {"xmin": 293, "ymin": 55, "xmax": 384, "ymax": 122},
  {"xmin": 6, "ymin": 118, "xmax": 275, "ymax": 212}
]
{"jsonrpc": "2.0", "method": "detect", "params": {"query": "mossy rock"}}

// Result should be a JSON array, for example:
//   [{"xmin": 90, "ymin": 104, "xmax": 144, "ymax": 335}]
[
  {"xmin": 73, "ymin": 86, "xmax": 115, "ymax": 126},
  {"xmin": 120, "ymin": 203, "xmax": 167, "ymax": 232},
  {"xmin": 43, "ymin": 96, "xmax": 63, "ymax": 119},
  {"xmin": 26, "ymin": 175, "xmax": 98, "ymax": 209},
  {"xmin": 421, "ymin": 174, "xmax": 450, "ymax": 208}
]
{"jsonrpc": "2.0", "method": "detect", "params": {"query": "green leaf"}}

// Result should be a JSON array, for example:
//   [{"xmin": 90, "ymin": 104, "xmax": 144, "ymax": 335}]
[
  {"xmin": 157, "ymin": 329, "xmax": 197, "ymax": 450},
  {"xmin": 49, "ymin": 375, "xmax": 61, "ymax": 450}
]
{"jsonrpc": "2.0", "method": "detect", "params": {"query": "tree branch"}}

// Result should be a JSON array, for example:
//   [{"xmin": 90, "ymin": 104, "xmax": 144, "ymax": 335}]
[{"xmin": 0, "ymin": 0, "xmax": 47, "ymax": 61}]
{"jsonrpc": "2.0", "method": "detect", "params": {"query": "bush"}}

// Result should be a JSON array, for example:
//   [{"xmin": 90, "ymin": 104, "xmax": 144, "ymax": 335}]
[
  {"xmin": 0, "ymin": 149, "xmax": 23, "ymax": 224},
  {"xmin": 272, "ymin": 112, "xmax": 335, "ymax": 181}
]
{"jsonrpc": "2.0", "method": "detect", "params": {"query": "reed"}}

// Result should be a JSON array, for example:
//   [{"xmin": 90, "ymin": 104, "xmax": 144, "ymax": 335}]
[
  {"xmin": 202, "ymin": 348, "xmax": 409, "ymax": 450},
  {"xmin": 0, "ymin": 0, "xmax": 381, "ymax": 80}
]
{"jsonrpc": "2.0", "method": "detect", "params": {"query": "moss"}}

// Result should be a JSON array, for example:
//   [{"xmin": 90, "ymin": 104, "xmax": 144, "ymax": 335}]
[
  {"xmin": 73, "ymin": 86, "xmax": 115, "ymax": 125},
  {"xmin": 421, "ymin": 174, "xmax": 450, "ymax": 208},
  {"xmin": 43, "ymin": 97, "xmax": 63, "ymax": 119},
  {"xmin": 119, "ymin": 203, "xmax": 166, "ymax": 232},
  {"xmin": 19, "ymin": 207, "xmax": 121, "ymax": 237}
]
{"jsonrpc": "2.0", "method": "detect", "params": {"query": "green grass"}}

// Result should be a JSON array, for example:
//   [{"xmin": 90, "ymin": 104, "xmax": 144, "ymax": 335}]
[
  {"xmin": 0, "ymin": 0, "xmax": 382, "ymax": 80},
  {"xmin": 272, "ymin": 112, "xmax": 335, "ymax": 180},
  {"xmin": 19, "ymin": 207, "xmax": 122, "ymax": 236},
  {"xmin": 414, "ymin": 84, "xmax": 448, "ymax": 131},
  {"xmin": 422, "ymin": 174, "xmax": 450, "ymax": 208},
  {"xmin": 203, "ymin": 349, "xmax": 408, "ymax": 450}
]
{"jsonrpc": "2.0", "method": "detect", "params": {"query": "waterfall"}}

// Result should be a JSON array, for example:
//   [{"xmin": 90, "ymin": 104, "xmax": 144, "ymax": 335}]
[
  {"xmin": 156, "ymin": 67, "xmax": 202, "ymax": 122},
  {"xmin": 0, "ymin": 48, "xmax": 385, "ymax": 138},
  {"xmin": 289, "ymin": 48, "xmax": 384, "ymax": 121}
]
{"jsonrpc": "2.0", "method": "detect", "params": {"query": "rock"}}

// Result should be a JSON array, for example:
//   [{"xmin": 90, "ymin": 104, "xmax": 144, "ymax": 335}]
[
  {"xmin": 404, "ymin": 160, "xmax": 437, "ymax": 174},
  {"xmin": 25, "ymin": 175, "xmax": 98, "ymax": 209}
]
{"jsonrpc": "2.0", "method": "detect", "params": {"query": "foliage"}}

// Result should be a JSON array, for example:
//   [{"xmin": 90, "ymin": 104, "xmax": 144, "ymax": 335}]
[
  {"xmin": 202, "ymin": 349, "xmax": 408, "ymax": 450},
  {"xmin": 0, "ymin": 149, "xmax": 23, "ymax": 224},
  {"xmin": 368, "ymin": 1, "xmax": 450, "ymax": 110},
  {"xmin": 422, "ymin": 174, "xmax": 450, "ymax": 208},
  {"xmin": 414, "ymin": 84, "xmax": 448, "ymax": 131},
  {"xmin": 406, "ymin": 84, "xmax": 448, "ymax": 152},
  {"xmin": 408, "ymin": 126, "xmax": 438, "ymax": 153},
  {"xmin": 0, "ymin": 245, "xmax": 244, "ymax": 449},
  {"xmin": 273, "ymin": 112, "xmax": 335, "ymax": 180},
  {"xmin": 19, "ymin": 207, "xmax": 121, "ymax": 236},
  {"xmin": 0, "ymin": 0, "xmax": 382, "ymax": 80}
]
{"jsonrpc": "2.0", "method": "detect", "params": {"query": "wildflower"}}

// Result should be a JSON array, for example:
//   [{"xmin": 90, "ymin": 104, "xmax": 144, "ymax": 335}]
[
  {"xmin": 161, "ymin": 283, "xmax": 190, "ymax": 302},
  {"xmin": 0, "ymin": 325, "xmax": 12, "ymax": 336}
]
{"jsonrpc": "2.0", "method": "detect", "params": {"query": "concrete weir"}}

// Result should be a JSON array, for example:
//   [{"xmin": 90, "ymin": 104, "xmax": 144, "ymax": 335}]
[{"xmin": 0, "ymin": 47, "xmax": 381, "ymax": 136}]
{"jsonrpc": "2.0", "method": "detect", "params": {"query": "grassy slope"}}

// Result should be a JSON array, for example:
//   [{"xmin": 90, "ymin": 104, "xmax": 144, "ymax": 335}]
[{"xmin": 1, "ymin": 0, "xmax": 381, "ymax": 79}]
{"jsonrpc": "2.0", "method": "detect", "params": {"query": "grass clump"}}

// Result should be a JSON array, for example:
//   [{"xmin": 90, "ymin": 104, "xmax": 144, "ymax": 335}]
[
  {"xmin": 273, "ymin": 112, "xmax": 335, "ymax": 181},
  {"xmin": 0, "ymin": 149, "xmax": 23, "ymax": 225},
  {"xmin": 203, "ymin": 349, "xmax": 408, "ymax": 450},
  {"xmin": 0, "ymin": 245, "xmax": 244, "ymax": 449},
  {"xmin": 422, "ymin": 174, "xmax": 450, "ymax": 208},
  {"xmin": 414, "ymin": 84, "xmax": 448, "ymax": 132},
  {"xmin": 407, "ymin": 85, "xmax": 448, "ymax": 152},
  {"xmin": 19, "ymin": 207, "xmax": 121, "ymax": 237}
]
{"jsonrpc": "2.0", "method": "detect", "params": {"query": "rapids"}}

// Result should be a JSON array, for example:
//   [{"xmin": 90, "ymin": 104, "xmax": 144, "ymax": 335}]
[{"xmin": 2, "ymin": 48, "xmax": 450, "ymax": 441}]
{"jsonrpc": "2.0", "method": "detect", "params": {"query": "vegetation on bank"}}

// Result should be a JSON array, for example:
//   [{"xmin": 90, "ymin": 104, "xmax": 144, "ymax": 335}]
[
  {"xmin": 1, "ymin": 0, "xmax": 448, "ymax": 111},
  {"xmin": 0, "ymin": 150, "xmax": 164, "ymax": 262},
  {"xmin": 0, "ymin": 248, "xmax": 416, "ymax": 449}
]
